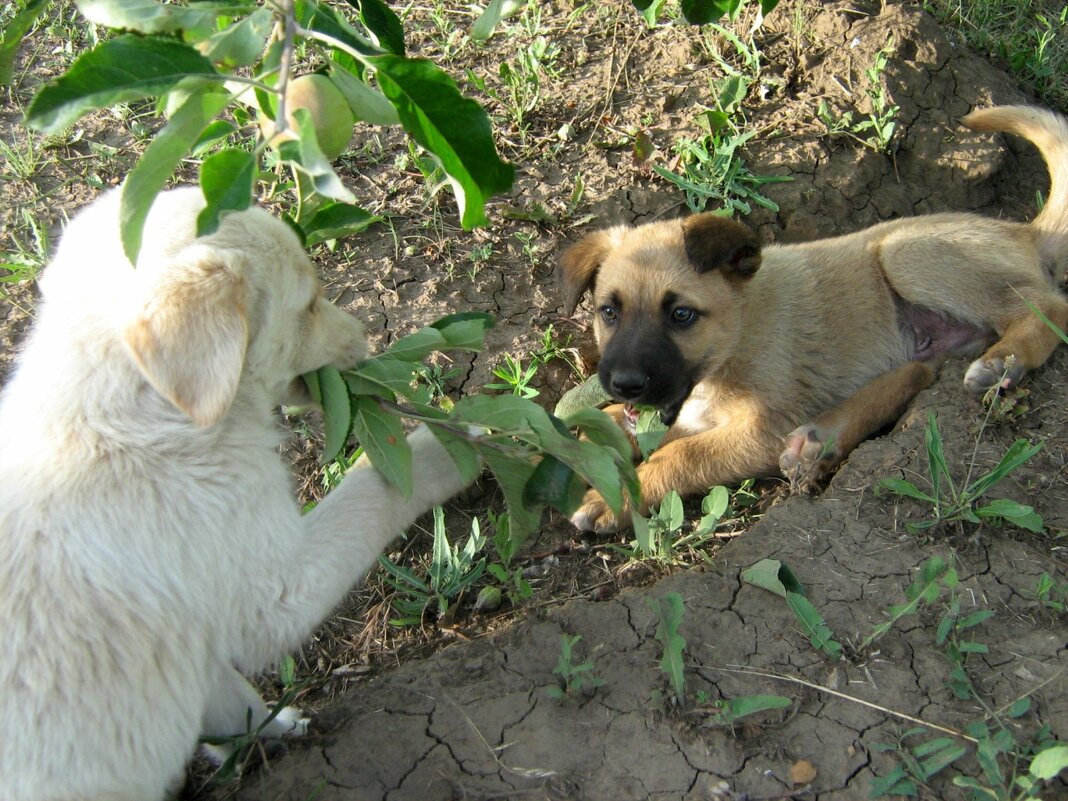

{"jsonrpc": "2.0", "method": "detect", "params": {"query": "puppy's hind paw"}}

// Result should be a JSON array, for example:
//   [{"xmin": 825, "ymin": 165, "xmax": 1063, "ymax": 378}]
[
  {"xmin": 779, "ymin": 424, "xmax": 840, "ymax": 491},
  {"xmin": 964, "ymin": 355, "xmax": 1024, "ymax": 395}
]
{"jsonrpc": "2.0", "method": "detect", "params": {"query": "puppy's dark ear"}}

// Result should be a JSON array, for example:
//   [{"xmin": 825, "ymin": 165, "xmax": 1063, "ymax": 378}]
[
  {"xmin": 559, "ymin": 229, "xmax": 615, "ymax": 314},
  {"xmin": 682, "ymin": 214, "xmax": 762, "ymax": 279}
]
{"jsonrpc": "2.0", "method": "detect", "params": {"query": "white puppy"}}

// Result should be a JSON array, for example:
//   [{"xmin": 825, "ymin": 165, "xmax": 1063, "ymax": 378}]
[{"xmin": 0, "ymin": 188, "xmax": 473, "ymax": 801}]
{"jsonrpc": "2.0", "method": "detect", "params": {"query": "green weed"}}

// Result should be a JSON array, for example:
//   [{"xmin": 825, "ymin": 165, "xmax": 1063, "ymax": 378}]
[
  {"xmin": 1034, "ymin": 573, "xmax": 1067, "ymax": 613},
  {"xmin": 378, "ymin": 507, "xmax": 487, "ymax": 625},
  {"xmin": 486, "ymin": 354, "xmax": 539, "ymax": 399},
  {"xmin": 817, "ymin": 37, "xmax": 899, "ymax": 153},
  {"xmin": 876, "ymin": 412, "xmax": 1044, "ymax": 534},
  {"xmin": 628, "ymin": 486, "xmax": 734, "ymax": 564},
  {"xmin": 650, "ymin": 592, "xmax": 687, "ymax": 706},
  {"xmin": 545, "ymin": 634, "xmax": 605, "ymax": 699},
  {"xmin": 654, "ymin": 74, "xmax": 790, "ymax": 215}
]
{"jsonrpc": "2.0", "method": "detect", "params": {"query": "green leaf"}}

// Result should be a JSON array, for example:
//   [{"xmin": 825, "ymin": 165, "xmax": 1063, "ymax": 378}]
[
  {"xmin": 1006, "ymin": 697, "xmax": 1031, "ymax": 718},
  {"xmin": 329, "ymin": 61, "xmax": 399, "ymax": 125},
  {"xmin": 631, "ymin": 0, "xmax": 668, "ymax": 25},
  {"xmin": 701, "ymin": 485, "xmax": 730, "ymax": 520},
  {"xmin": 870, "ymin": 766, "xmax": 917, "ymax": 799},
  {"xmin": 371, "ymin": 55, "xmax": 514, "ymax": 229},
  {"xmin": 346, "ymin": 0, "xmax": 404, "ymax": 55},
  {"xmin": 302, "ymin": 201, "xmax": 381, "ymax": 246},
  {"xmin": 26, "ymin": 34, "xmax": 219, "ymax": 134},
  {"xmin": 471, "ymin": 0, "xmax": 524, "ymax": 40},
  {"xmin": 678, "ymin": 0, "xmax": 732, "ymax": 25},
  {"xmin": 563, "ymin": 406, "xmax": 634, "ymax": 465},
  {"xmin": 523, "ymin": 454, "xmax": 587, "ymax": 513},
  {"xmin": 553, "ymin": 374, "xmax": 611, "ymax": 419},
  {"xmin": 918, "ymin": 743, "xmax": 967, "ymax": 779},
  {"xmin": 877, "ymin": 477, "xmax": 935, "ymax": 504},
  {"xmin": 120, "ymin": 86, "xmax": 230, "ymax": 262},
  {"xmin": 483, "ymin": 450, "xmax": 542, "ymax": 544},
  {"xmin": 316, "ymin": 366, "xmax": 352, "ymax": 463},
  {"xmin": 427, "ymin": 426, "xmax": 482, "ymax": 486},
  {"xmin": 786, "ymin": 591, "xmax": 843, "ymax": 660},
  {"xmin": 295, "ymin": 0, "xmax": 381, "ymax": 58},
  {"xmin": 657, "ymin": 491, "xmax": 685, "ymax": 531},
  {"xmin": 200, "ymin": 7, "xmax": 273, "ymax": 68},
  {"xmin": 1030, "ymin": 745, "xmax": 1068, "ymax": 781},
  {"xmin": 966, "ymin": 439, "xmax": 1042, "ymax": 499},
  {"xmin": 197, "ymin": 149, "xmax": 256, "ymax": 237},
  {"xmin": 277, "ymin": 108, "xmax": 356, "ymax": 203},
  {"xmin": 75, "ymin": 0, "xmax": 218, "ymax": 37},
  {"xmin": 430, "ymin": 312, "xmax": 494, "ymax": 350},
  {"xmin": 635, "ymin": 408, "xmax": 668, "ymax": 459},
  {"xmin": 956, "ymin": 609, "xmax": 995, "ymax": 630},
  {"xmin": 715, "ymin": 694, "xmax": 791, "ymax": 724},
  {"xmin": 974, "ymin": 498, "xmax": 1044, "ymax": 533},
  {"xmin": 0, "ymin": 0, "xmax": 49, "ymax": 87},
  {"xmin": 350, "ymin": 395, "xmax": 412, "ymax": 497},
  {"xmin": 741, "ymin": 558, "xmax": 806, "ymax": 598}
]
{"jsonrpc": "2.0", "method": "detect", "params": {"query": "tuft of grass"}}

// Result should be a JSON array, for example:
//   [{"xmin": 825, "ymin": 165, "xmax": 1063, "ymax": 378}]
[
  {"xmin": 923, "ymin": 0, "xmax": 1068, "ymax": 111},
  {"xmin": 876, "ymin": 410, "xmax": 1045, "ymax": 535}
]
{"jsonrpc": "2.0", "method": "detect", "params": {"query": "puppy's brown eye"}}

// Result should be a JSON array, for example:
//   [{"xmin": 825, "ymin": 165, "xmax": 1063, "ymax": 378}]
[
  {"xmin": 670, "ymin": 306, "xmax": 697, "ymax": 326},
  {"xmin": 599, "ymin": 305, "xmax": 618, "ymax": 324}
]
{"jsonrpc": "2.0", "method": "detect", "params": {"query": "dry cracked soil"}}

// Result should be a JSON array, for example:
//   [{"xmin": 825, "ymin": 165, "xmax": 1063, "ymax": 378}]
[{"xmin": 1, "ymin": 1, "xmax": 1066, "ymax": 800}]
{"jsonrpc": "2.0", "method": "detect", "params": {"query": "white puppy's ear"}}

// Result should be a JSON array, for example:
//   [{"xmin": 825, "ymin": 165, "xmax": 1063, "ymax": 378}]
[{"xmin": 124, "ymin": 249, "xmax": 249, "ymax": 427}]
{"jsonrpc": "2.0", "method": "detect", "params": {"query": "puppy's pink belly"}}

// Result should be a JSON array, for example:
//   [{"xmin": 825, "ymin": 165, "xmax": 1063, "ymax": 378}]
[{"xmin": 898, "ymin": 303, "xmax": 990, "ymax": 361}]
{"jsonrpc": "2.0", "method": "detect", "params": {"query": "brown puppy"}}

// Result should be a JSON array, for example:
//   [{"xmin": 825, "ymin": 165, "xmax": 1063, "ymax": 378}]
[{"xmin": 560, "ymin": 105, "xmax": 1068, "ymax": 532}]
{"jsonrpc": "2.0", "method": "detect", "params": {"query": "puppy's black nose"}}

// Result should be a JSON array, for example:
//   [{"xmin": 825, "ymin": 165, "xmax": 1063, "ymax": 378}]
[{"xmin": 608, "ymin": 370, "xmax": 648, "ymax": 400}]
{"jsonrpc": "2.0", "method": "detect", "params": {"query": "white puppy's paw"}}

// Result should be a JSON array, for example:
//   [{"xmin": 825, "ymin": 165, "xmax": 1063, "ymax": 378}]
[{"xmin": 264, "ymin": 704, "xmax": 310, "ymax": 738}]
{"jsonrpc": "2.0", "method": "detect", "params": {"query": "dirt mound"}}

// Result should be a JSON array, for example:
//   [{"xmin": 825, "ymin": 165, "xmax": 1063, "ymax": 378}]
[{"xmin": 216, "ymin": 2, "xmax": 1067, "ymax": 800}]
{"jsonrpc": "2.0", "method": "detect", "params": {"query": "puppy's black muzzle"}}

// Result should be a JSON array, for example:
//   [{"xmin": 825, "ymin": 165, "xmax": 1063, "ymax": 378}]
[{"xmin": 598, "ymin": 321, "xmax": 695, "ymax": 426}]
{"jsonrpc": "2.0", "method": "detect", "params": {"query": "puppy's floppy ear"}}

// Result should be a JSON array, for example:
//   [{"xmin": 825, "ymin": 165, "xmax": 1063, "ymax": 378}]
[
  {"xmin": 559, "ymin": 229, "xmax": 615, "ymax": 314},
  {"xmin": 682, "ymin": 214, "xmax": 762, "ymax": 279},
  {"xmin": 124, "ymin": 248, "xmax": 249, "ymax": 427}
]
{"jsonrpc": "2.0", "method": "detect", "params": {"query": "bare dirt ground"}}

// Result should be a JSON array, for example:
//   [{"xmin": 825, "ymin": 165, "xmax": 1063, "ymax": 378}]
[{"xmin": 2, "ymin": 1, "xmax": 1066, "ymax": 800}]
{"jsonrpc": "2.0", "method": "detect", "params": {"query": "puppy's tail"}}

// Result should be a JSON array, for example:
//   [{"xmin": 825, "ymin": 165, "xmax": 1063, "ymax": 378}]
[{"xmin": 963, "ymin": 105, "xmax": 1068, "ymax": 277}]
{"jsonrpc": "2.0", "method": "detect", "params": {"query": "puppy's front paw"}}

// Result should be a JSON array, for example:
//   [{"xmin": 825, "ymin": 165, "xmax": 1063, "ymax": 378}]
[
  {"xmin": 570, "ymin": 489, "xmax": 622, "ymax": 533},
  {"xmin": 964, "ymin": 355, "xmax": 1024, "ymax": 395},
  {"xmin": 269, "ymin": 705, "xmax": 310, "ymax": 737},
  {"xmin": 779, "ymin": 424, "xmax": 840, "ymax": 490}
]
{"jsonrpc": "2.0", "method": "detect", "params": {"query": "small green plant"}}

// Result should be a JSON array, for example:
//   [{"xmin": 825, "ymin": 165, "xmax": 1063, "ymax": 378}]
[
  {"xmin": 482, "ymin": 512, "xmax": 533, "ymax": 608},
  {"xmin": 817, "ymin": 37, "xmax": 900, "ymax": 153},
  {"xmin": 654, "ymin": 125, "xmax": 789, "ymax": 215},
  {"xmin": 650, "ymin": 592, "xmax": 687, "ymax": 706},
  {"xmin": 545, "ymin": 634, "xmax": 605, "ymax": 699},
  {"xmin": 628, "ymin": 486, "xmax": 734, "ymax": 564},
  {"xmin": 1034, "ymin": 573, "xmax": 1067, "ymax": 613},
  {"xmin": 860, "ymin": 555, "xmax": 957, "ymax": 651},
  {"xmin": 877, "ymin": 412, "xmax": 1044, "ymax": 534},
  {"xmin": 378, "ymin": 507, "xmax": 487, "ymax": 625},
  {"xmin": 530, "ymin": 324, "xmax": 582, "ymax": 378},
  {"xmin": 486, "ymin": 353, "xmax": 539, "ymax": 398},
  {"xmin": 741, "ymin": 558, "xmax": 844, "ymax": 660},
  {"xmin": 702, "ymin": 693, "xmax": 792, "ymax": 726}
]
